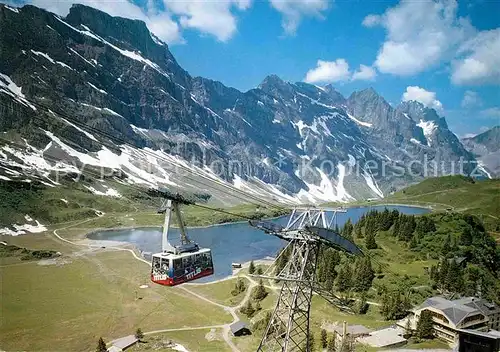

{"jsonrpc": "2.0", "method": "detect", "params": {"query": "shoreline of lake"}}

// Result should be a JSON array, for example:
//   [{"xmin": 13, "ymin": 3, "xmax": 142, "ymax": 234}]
[{"xmin": 87, "ymin": 204, "xmax": 430, "ymax": 282}]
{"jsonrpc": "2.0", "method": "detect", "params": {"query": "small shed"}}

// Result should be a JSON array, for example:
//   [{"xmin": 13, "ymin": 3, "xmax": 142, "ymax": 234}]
[
  {"xmin": 332, "ymin": 324, "xmax": 371, "ymax": 337},
  {"xmin": 107, "ymin": 335, "xmax": 138, "ymax": 352},
  {"xmin": 357, "ymin": 326, "xmax": 407, "ymax": 348},
  {"xmin": 230, "ymin": 321, "xmax": 251, "ymax": 336}
]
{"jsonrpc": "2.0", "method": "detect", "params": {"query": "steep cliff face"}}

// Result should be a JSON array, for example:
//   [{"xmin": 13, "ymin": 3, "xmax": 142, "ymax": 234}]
[
  {"xmin": 0, "ymin": 4, "xmax": 483, "ymax": 206},
  {"xmin": 462, "ymin": 126, "xmax": 500, "ymax": 177}
]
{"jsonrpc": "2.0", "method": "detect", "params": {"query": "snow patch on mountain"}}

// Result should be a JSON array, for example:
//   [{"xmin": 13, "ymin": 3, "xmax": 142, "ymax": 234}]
[
  {"xmin": 79, "ymin": 102, "xmax": 122, "ymax": 117},
  {"xmin": 0, "ymin": 220, "xmax": 47, "ymax": 236},
  {"xmin": 130, "ymin": 124, "xmax": 150, "ymax": 138},
  {"xmin": 44, "ymin": 130, "xmax": 106, "ymax": 166},
  {"xmin": 347, "ymin": 112, "xmax": 372, "ymax": 127},
  {"xmin": 59, "ymin": 115, "xmax": 98, "ymax": 141},
  {"xmin": 0, "ymin": 73, "xmax": 37, "ymax": 110},
  {"xmin": 1, "ymin": 143, "xmax": 78, "ymax": 176},
  {"xmin": 3, "ymin": 4, "xmax": 20, "ymax": 13},
  {"xmin": 30, "ymin": 50, "xmax": 74, "ymax": 71},
  {"xmin": 84, "ymin": 185, "xmax": 122, "ymax": 197},
  {"xmin": 69, "ymin": 48, "xmax": 96, "ymax": 67},
  {"xmin": 417, "ymin": 120, "xmax": 437, "ymax": 146},
  {"xmin": 150, "ymin": 33, "xmax": 165, "ymax": 47},
  {"xmin": 363, "ymin": 172, "xmax": 384, "ymax": 198},
  {"xmin": 477, "ymin": 161, "xmax": 492, "ymax": 179},
  {"xmin": 298, "ymin": 166, "xmax": 352, "ymax": 203},
  {"xmin": 410, "ymin": 138, "xmax": 424, "ymax": 146},
  {"xmin": 87, "ymin": 82, "xmax": 107, "ymax": 94},
  {"xmin": 55, "ymin": 17, "xmax": 171, "ymax": 80}
]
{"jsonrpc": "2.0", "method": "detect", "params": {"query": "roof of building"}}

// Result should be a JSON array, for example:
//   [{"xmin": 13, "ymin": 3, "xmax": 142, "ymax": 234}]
[
  {"xmin": 109, "ymin": 335, "xmax": 138, "ymax": 350},
  {"xmin": 416, "ymin": 296, "xmax": 481, "ymax": 326},
  {"xmin": 447, "ymin": 256, "xmax": 467, "ymax": 265},
  {"xmin": 453, "ymin": 297, "xmax": 500, "ymax": 317},
  {"xmin": 107, "ymin": 347, "xmax": 122, "ymax": 352},
  {"xmin": 331, "ymin": 324, "xmax": 371, "ymax": 336},
  {"xmin": 357, "ymin": 327, "xmax": 407, "ymax": 348},
  {"xmin": 458, "ymin": 328, "xmax": 500, "ymax": 340},
  {"xmin": 230, "ymin": 321, "xmax": 248, "ymax": 334}
]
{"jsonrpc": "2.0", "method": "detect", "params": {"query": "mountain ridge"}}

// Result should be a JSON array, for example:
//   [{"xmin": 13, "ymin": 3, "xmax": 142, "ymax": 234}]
[
  {"xmin": 462, "ymin": 126, "xmax": 500, "ymax": 178},
  {"xmin": 0, "ymin": 3, "xmax": 486, "ymax": 208}
]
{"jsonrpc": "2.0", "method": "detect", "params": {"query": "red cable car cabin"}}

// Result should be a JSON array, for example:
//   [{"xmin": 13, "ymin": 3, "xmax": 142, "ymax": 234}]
[
  {"xmin": 150, "ymin": 196, "xmax": 214, "ymax": 286},
  {"xmin": 151, "ymin": 247, "xmax": 213, "ymax": 286}
]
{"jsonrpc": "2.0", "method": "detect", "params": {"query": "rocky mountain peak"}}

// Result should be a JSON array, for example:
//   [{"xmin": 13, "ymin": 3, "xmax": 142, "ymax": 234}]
[
  {"xmin": 65, "ymin": 4, "xmax": 178, "ymax": 68},
  {"xmin": 346, "ymin": 87, "xmax": 392, "ymax": 128},
  {"xmin": 464, "ymin": 126, "xmax": 500, "ymax": 151},
  {"xmin": 462, "ymin": 126, "xmax": 500, "ymax": 177},
  {"xmin": 0, "ymin": 3, "xmax": 486, "ymax": 207},
  {"xmin": 258, "ymin": 74, "xmax": 295, "ymax": 99},
  {"xmin": 322, "ymin": 84, "xmax": 346, "ymax": 105},
  {"xmin": 397, "ymin": 100, "xmax": 447, "ymax": 134}
]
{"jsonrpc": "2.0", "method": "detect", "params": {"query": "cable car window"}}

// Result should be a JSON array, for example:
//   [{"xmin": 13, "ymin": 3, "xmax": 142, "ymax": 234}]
[
  {"xmin": 152, "ymin": 256, "xmax": 161, "ymax": 275},
  {"xmin": 160, "ymin": 257, "xmax": 169, "ymax": 275},
  {"xmin": 173, "ymin": 258, "xmax": 183, "ymax": 278}
]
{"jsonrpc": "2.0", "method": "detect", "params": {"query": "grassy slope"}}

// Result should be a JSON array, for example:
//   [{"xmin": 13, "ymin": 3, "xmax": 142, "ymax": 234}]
[
  {"xmin": 128, "ymin": 330, "xmax": 231, "ymax": 352},
  {"xmin": 386, "ymin": 176, "xmax": 499, "ymax": 217},
  {"xmin": 3, "ymin": 175, "xmax": 498, "ymax": 351},
  {"xmin": 0, "ymin": 179, "xmax": 288, "ymax": 230},
  {"xmin": 188, "ymin": 277, "xmax": 250, "ymax": 307},
  {"xmin": 0, "ymin": 234, "xmax": 232, "ymax": 351},
  {"xmin": 0, "ymin": 179, "xmax": 141, "ymax": 226},
  {"xmin": 383, "ymin": 176, "xmax": 500, "ymax": 238}
]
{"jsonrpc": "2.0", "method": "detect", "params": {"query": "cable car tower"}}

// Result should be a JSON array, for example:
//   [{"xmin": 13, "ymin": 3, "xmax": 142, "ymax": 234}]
[
  {"xmin": 250, "ymin": 207, "xmax": 363, "ymax": 352},
  {"xmin": 149, "ymin": 190, "xmax": 214, "ymax": 286}
]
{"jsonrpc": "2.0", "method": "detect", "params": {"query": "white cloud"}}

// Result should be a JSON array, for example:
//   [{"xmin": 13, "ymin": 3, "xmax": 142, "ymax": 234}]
[
  {"xmin": 269, "ymin": 0, "xmax": 329, "ymax": 35},
  {"xmin": 365, "ymin": 0, "xmax": 471, "ymax": 76},
  {"xmin": 304, "ymin": 60, "xmax": 376, "ymax": 83},
  {"xmin": 461, "ymin": 90, "xmax": 482, "ymax": 108},
  {"xmin": 362, "ymin": 14, "xmax": 380, "ymax": 27},
  {"xmin": 352, "ymin": 64, "xmax": 376, "ymax": 81},
  {"xmin": 163, "ymin": 0, "xmax": 251, "ymax": 42},
  {"xmin": 402, "ymin": 86, "xmax": 443, "ymax": 111},
  {"xmin": 480, "ymin": 107, "xmax": 500, "ymax": 118},
  {"xmin": 451, "ymin": 28, "xmax": 500, "ymax": 85},
  {"xmin": 304, "ymin": 59, "xmax": 350, "ymax": 83}
]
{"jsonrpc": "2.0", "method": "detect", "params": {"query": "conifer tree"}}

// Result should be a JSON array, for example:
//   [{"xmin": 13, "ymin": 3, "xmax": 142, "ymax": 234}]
[
  {"xmin": 135, "ymin": 328, "xmax": 144, "ymax": 340},
  {"xmin": 335, "ymin": 262, "xmax": 352, "ymax": 292},
  {"xmin": 353, "ymin": 257, "xmax": 375, "ymax": 291},
  {"xmin": 416, "ymin": 310, "xmax": 434, "ymax": 339},
  {"xmin": 320, "ymin": 329, "xmax": 328, "ymax": 349},
  {"xmin": 327, "ymin": 334, "xmax": 336, "ymax": 352},
  {"xmin": 365, "ymin": 229, "xmax": 377, "ymax": 249},
  {"xmin": 342, "ymin": 219, "xmax": 354, "ymax": 240},
  {"xmin": 460, "ymin": 226, "xmax": 473, "ymax": 246},
  {"xmin": 249, "ymin": 260, "xmax": 256, "ymax": 274},
  {"xmin": 354, "ymin": 223, "xmax": 363, "ymax": 238},
  {"xmin": 393, "ymin": 216, "xmax": 401, "ymax": 238},
  {"xmin": 409, "ymin": 235, "xmax": 418, "ymax": 249},
  {"xmin": 96, "ymin": 338, "xmax": 107, "ymax": 352},
  {"xmin": 355, "ymin": 292, "xmax": 369, "ymax": 314},
  {"xmin": 438, "ymin": 257, "xmax": 449, "ymax": 288},
  {"xmin": 442, "ymin": 234, "xmax": 451, "ymax": 255},
  {"xmin": 252, "ymin": 279, "xmax": 268, "ymax": 301}
]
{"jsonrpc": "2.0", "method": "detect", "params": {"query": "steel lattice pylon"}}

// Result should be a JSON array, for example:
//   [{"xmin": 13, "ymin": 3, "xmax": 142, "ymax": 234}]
[{"xmin": 252, "ymin": 207, "xmax": 348, "ymax": 352}]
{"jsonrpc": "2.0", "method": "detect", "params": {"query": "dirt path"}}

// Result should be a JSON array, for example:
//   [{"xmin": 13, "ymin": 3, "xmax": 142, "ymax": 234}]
[
  {"xmin": 50, "ymin": 218, "xmax": 251, "ymax": 352},
  {"xmin": 179, "ymin": 274, "xmax": 258, "ymax": 352}
]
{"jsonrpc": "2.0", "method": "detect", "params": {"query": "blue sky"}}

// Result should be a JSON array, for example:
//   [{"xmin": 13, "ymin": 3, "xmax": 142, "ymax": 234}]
[{"xmin": 11, "ymin": 0, "xmax": 500, "ymax": 137}]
